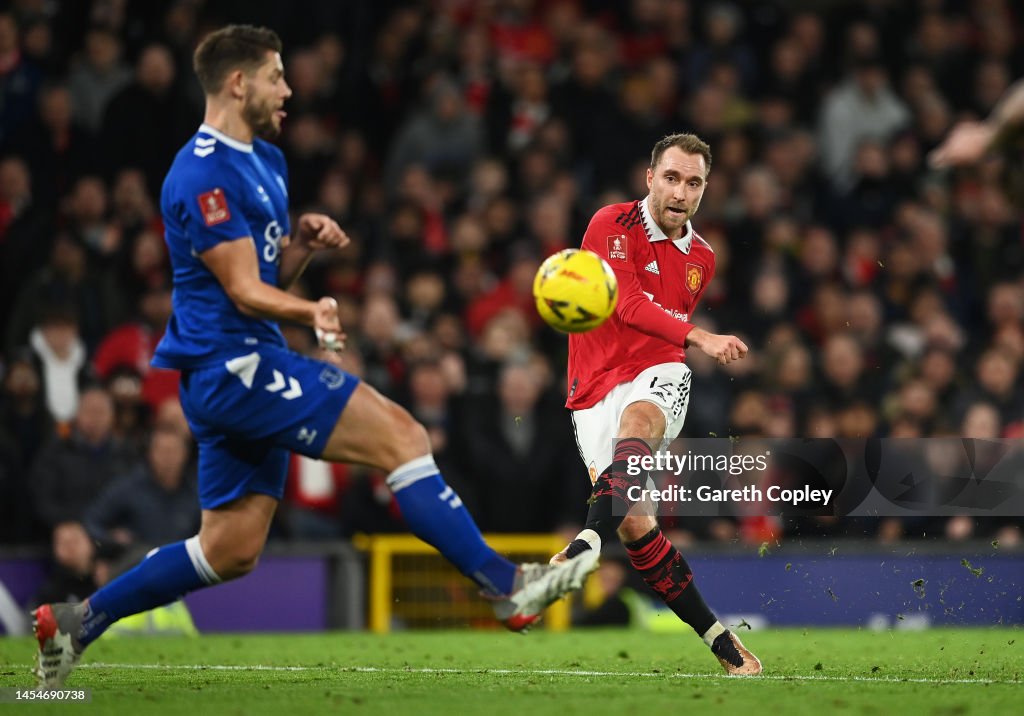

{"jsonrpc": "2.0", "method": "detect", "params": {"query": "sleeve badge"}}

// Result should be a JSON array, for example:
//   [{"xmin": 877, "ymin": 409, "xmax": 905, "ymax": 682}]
[
  {"xmin": 607, "ymin": 234, "xmax": 628, "ymax": 262},
  {"xmin": 197, "ymin": 188, "xmax": 231, "ymax": 226}
]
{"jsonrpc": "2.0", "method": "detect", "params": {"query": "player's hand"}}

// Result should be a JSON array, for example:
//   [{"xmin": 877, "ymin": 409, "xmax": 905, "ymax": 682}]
[
  {"xmin": 687, "ymin": 327, "xmax": 748, "ymax": 365},
  {"xmin": 313, "ymin": 296, "xmax": 346, "ymax": 352},
  {"xmin": 928, "ymin": 121, "xmax": 996, "ymax": 168},
  {"xmin": 297, "ymin": 213, "xmax": 350, "ymax": 251},
  {"xmin": 316, "ymin": 347, "xmax": 346, "ymax": 367}
]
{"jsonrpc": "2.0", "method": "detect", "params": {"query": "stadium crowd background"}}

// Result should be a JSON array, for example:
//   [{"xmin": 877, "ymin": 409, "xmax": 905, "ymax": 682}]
[{"xmin": 0, "ymin": 0, "xmax": 1021, "ymax": 592}]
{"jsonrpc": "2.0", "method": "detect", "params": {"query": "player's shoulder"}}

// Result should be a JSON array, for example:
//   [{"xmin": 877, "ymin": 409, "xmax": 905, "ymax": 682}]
[
  {"xmin": 166, "ymin": 131, "xmax": 244, "ymax": 191},
  {"xmin": 691, "ymin": 226, "xmax": 714, "ymax": 255},
  {"xmin": 181, "ymin": 127, "xmax": 245, "ymax": 164},
  {"xmin": 590, "ymin": 200, "xmax": 642, "ymax": 229},
  {"xmin": 254, "ymin": 137, "xmax": 285, "ymax": 164},
  {"xmin": 254, "ymin": 138, "xmax": 288, "ymax": 182},
  {"xmin": 170, "ymin": 132, "xmax": 233, "ymax": 175}
]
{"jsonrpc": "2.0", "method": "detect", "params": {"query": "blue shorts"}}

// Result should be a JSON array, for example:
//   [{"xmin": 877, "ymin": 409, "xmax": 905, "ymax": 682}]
[{"xmin": 178, "ymin": 345, "xmax": 359, "ymax": 510}]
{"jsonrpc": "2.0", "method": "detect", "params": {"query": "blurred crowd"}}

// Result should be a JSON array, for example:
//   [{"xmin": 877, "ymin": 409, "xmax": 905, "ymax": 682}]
[{"xmin": 0, "ymin": 0, "xmax": 1022, "ymax": 584}]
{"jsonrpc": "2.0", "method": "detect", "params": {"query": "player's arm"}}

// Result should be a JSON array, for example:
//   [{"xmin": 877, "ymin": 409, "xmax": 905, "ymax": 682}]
[
  {"xmin": 278, "ymin": 213, "xmax": 350, "ymax": 289},
  {"xmin": 613, "ymin": 267, "xmax": 747, "ymax": 365},
  {"xmin": 613, "ymin": 266, "xmax": 696, "ymax": 344},
  {"xmin": 930, "ymin": 79, "xmax": 1024, "ymax": 167},
  {"xmin": 184, "ymin": 177, "xmax": 346, "ymax": 349},
  {"xmin": 201, "ymin": 237, "xmax": 344, "ymax": 347},
  {"xmin": 582, "ymin": 213, "xmax": 746, "ymax": 365}
]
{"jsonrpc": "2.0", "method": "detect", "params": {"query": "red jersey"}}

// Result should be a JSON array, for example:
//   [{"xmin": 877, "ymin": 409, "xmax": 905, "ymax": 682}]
[{"xmin": 566, "ymin": 198, "xmax": 715, "ymax": 409}]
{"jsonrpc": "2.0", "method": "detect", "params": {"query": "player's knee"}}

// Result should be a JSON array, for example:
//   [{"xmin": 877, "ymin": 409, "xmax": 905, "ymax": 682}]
[
  {"xmin": 380, "ymin": 401, "xmax": 431, "ymax": 470},
  {"xmin": 617, "ymin": 403, "xmax": 665, "ymax": 441},
  {"xmin": 201, "ymin": 534, "xmax": 264, "ymax": 580},
  {"xmin": 618, "ymin": 514, "xmax": 658, "ymax": 543},
  {"xmin": 218, "ymin": 545, "xmax": 262, "ymax": 580}
]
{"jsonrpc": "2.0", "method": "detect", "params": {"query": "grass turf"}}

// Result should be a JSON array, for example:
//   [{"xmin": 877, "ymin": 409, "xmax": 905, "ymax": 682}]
[{"xmin": 1, "ymin": 628, "xmax": 1020, "ymax": 715}]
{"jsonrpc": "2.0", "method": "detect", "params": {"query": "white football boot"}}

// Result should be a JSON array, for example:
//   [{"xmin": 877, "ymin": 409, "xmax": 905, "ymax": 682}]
[
  {"xmin": 493, "ymin": 549, "xmax": 600, "ymax": 632},
  {"xmin": 33, "ymin": 603, "xmax": 84, "ymax": 690}
]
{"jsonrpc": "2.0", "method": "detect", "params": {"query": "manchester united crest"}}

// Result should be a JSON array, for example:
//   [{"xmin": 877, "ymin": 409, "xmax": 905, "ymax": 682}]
[{"xmin": 686, "ymin": 263, "xmax": 703, "ymax": 294}]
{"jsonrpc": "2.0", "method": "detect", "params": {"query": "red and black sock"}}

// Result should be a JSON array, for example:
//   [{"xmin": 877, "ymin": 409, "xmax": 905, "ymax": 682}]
[
  {"xmin": 625, "ymin": 526, "xmax": 717, "ymax": 636},
  {"xmin": 580, "ymin": 438, "xmax": 651, "ymax": 543}
]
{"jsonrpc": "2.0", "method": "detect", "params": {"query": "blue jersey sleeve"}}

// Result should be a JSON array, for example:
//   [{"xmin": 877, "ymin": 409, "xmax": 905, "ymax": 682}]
[{"xmin": 178, "ymin": 166, "xmax": 255, "ymax": 254}]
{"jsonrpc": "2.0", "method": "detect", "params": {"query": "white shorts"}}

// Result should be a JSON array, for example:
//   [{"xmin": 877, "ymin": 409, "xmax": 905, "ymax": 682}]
[{"xmin": 570, "ymin": 362, "xmax": 693, "ymax": 484}]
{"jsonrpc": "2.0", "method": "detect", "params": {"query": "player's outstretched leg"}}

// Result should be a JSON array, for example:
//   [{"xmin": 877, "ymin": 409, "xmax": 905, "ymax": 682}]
[
  {"xmin": 33, "ymin": 535, "xmax": 219, "ymax": 690},
  {"xmin": 555, "ymin": 406, "xmax": 762, "ymax": 674},
  {"xmin": 320, "ymin": 382, "xmax": 598, "ymax": 631},
  {"xmin": 34, "ymin": 493, "xmax": 275, "ymax": 689},
  {"xmin": 555, "ymin": 452, "xmax": 762, "ymax": 673}
]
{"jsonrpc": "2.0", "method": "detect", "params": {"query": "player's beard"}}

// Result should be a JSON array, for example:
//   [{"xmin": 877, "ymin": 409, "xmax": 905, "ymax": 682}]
[
  {"xmin": 651, "ymin": 193, "xmax": 690, "ymax": 235},
  {"xmin": 242, "ymin": 93, "xmax": 280, "ymax": 140}
]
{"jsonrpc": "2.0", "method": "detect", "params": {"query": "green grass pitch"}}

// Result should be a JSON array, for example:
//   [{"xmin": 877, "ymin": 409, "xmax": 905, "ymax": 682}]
[{"xmin": 1, "ymin": 628, "xmax": 1020, "ymax": 715}]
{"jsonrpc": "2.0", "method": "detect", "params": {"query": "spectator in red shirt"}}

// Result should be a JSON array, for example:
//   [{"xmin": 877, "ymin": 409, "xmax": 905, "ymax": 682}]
[{"xmin": 93, "ymin": 285, "xmax": 178, "ymax": 413}]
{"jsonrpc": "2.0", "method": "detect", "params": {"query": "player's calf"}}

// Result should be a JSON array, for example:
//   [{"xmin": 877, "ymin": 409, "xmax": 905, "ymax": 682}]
[
  {"xmin": 624, "ymin": 526, "xmax": 763, "ymax": 674},
  {"xmin": 196, "ymin": 493, "xmax": 277, "ymax": 580},
  {"xmin": 580, "ymin": 438, "xmax": 651, "ymax": 542},
  {"xmin": 551, "ymin": 438, "xmax": 655, "ymax": 566},
  {"xmin": 199, "ymin": 530, "xmax": 265, "ymax": 579}
]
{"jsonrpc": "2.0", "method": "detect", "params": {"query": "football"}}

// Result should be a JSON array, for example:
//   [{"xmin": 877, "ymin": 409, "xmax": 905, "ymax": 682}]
[{"xmin": 533, "ymin": 248, "xmax": 619, "ymax": 333}]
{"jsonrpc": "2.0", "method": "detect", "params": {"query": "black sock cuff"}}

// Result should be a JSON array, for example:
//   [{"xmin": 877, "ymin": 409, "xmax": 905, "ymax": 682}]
[
  {"xmin": 613, "ymin": 437, "xmax": 653, "ymax": 461},
  {"xmin": 564, "ymin": 538, "xmax": 592, "ymax": 559},
  {"xmin": 622, "ymin": 525, "xmax": 662, "ymax": 551},
  {"xmin": 693, "ymin": 611, "xmax": 718, "ymax": 638}
]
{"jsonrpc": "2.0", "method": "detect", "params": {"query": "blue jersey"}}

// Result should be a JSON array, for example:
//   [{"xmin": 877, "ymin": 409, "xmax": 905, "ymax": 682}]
[{"xmin": 153, "ymin": 124, "xmax": 292, "ymax": 370}]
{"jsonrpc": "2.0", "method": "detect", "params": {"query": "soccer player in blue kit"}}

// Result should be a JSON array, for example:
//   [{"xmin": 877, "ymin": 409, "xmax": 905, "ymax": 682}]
[{"xmin": 33, "ymin": 25, "xmax": 597, "ymax": 689}]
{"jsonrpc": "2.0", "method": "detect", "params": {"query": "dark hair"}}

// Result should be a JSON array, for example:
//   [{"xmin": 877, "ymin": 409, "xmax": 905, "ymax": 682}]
[
  {"xmin": 39, "ymin": 302, "xmax": 79, "ymax": 327},
  {"xmin": 193, "ymin": 24, "xmax": 282, "ymax": 94},
  {"xmin": 650, "ymin": 133, "xmax": 713, "ymax": 176}
]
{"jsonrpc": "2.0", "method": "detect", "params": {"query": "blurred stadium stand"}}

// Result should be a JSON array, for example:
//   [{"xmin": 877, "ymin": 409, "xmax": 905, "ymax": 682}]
[{"xmin": 0, "ymin": 0, "xmax": 1021, "ymax": 626}]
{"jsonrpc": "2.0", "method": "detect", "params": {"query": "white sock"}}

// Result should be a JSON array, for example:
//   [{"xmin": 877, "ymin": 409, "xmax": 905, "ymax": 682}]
[
  {"xmin": 575, "ymin": 528, "xmax": 602, "ymax": 552},
  {"xmin": 701, "ymin": 620, "xmax": 726, "ymax": 647}
]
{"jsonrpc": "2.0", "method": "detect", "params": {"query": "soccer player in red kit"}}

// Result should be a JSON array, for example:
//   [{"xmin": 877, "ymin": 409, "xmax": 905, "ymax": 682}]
[{"xmin": 553, "ymin": 133, "xmax": 762, "ymax": 675}]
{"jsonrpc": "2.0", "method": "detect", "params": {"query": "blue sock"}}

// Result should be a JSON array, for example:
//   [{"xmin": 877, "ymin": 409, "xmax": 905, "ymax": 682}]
[
  {"xmin": 79, "ymin": 537, "xmax": 220, "ymax": 646},
  {"xmin": 387, "ymin": 456, "xmax": 516, "ymax": 596}
]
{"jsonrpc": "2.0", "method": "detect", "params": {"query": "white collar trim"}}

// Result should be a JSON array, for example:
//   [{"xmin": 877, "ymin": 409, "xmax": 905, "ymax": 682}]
[
  {"xmin": 641, "ymin": 196, "xmax": 692, "ymax": 253},
  {"xmin": 198, "ymin": 123, "xmax": 254, "ymax": 153}
]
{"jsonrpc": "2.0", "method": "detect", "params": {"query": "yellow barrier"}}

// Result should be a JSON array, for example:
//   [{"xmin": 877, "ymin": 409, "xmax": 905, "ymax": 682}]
[{"xmin": 356, "ymin": 534, "xmax": 579, "ymax": 633}]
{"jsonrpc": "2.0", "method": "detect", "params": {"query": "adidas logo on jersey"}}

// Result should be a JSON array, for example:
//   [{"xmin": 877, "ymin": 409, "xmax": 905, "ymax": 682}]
[{"xmin": 644, "ymin": 260, "xmax": 660, "ymax": 274}]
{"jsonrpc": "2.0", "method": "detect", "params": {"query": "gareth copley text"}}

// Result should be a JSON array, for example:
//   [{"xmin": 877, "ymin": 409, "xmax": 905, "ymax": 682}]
[{"xmin": 627, "ymin": 484, "xmax": 834, "ymax": 507}]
